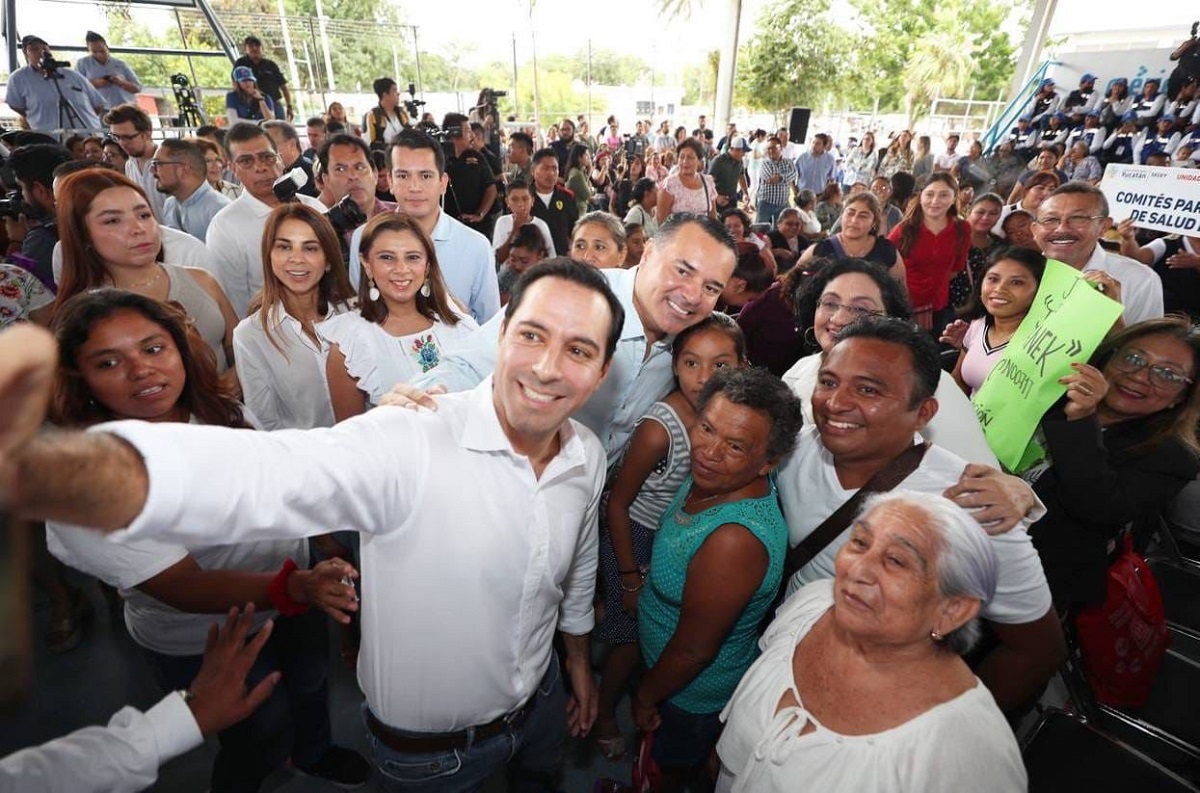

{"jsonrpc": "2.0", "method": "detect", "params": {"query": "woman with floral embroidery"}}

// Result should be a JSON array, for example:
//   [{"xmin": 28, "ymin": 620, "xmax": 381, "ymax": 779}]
[
  {"xmin": 323, "ymin": 213, "xmax": 478, "ymax": 420},
  {"xmin": 0, "ymin": 263, "xmax": 53, "ymax": 328}
]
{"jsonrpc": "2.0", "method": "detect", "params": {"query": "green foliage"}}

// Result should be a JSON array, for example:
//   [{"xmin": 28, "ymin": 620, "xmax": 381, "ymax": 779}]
[
  {"xmin": 734, "ymin": 0, "xmax": 857, "ymax": 112},
  {"xmin": 681, "ymin": 50, "xmax": 719, "ymax": 107}
]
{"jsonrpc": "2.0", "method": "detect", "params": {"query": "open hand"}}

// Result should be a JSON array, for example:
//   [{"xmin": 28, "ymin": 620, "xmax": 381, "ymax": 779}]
[
  {"xmin": 943, "ymin": 464, "xmax": 1037, "ymax": 534},
  {"xmin": 1059, "ymin": 362, "xmax": 1108, "ymax": 421},
  {"xmin": 939, "ymin": 319, "xmax": 969, "ymax": 350},
  {"xmin": 187, "ymin": 604, "xmax": 280, "ymax": 736}
]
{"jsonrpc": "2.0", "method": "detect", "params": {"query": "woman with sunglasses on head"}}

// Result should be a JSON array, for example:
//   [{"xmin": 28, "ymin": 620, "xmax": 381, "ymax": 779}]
[{"xmin": 1022, "ymin": 317, "xmax": 1200, "ymax": 607}]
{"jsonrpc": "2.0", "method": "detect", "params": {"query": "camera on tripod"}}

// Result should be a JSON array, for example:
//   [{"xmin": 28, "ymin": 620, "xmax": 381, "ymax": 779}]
[
  {"xmin": 478, "ymin": 88, "xmax": 507, "ymax": 106},
  {"xmin": 38, "ymin": 51, "xmax": 70, "ymax": 75},
  {"xmin": 403, "ymin": 82, "xmax": 426, "ymax": 122}
]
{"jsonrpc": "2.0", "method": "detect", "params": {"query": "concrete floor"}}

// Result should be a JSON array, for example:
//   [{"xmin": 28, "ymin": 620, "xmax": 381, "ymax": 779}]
[{"xmin": 0, "ymin": 579, "xmax": 634, "ymax": 793}]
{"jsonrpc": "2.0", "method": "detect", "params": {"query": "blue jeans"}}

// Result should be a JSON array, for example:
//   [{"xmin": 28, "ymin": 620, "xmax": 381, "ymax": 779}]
[
  {"xmin": 651, "ymin": 700, "xmax": 723, "ymax": 770},
  {"xmin": 142, "ymin": 607, "xmax": 332, "ymax": 793},
  {"xmin": 755, "ymin": 201, "xmax": 788, "ymax": 225},
  {"xmin": 367, "ymin": 655, "xmax": 566, "ymax": 792}
]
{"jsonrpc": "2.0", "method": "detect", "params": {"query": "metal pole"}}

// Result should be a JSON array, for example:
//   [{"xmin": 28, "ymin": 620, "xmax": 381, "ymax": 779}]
[
  {"xmin": 587, "ymin": 39, "xmax": 592, "ymax": 124},
  {"xmin": 276, "ymin": 0, "xmax": 302, "ymax": 94},
  {"xmin": 3, "ymin": 0, "xmax": 18, "ymax": 74},
  {"xmin": 173, "ymin": 9, "xmax": 200, "ymax": 88},
  {"xmin": 392, "ymin": 45, "xmax": 400, "ymax": 83},
  {"xmin": 412, "ymin": 26, "xmax": 424, "ymax": 99},
  {"xmin": 307, "ymin": 19, "xmax": 323, "ymax": 91},
  {"xmin": 511, "ymin": 32, "xmax": 519, "ymax": 118},
  {"xmin": 1009, "ymin": 0, "xmax": 1057, "ymax": 101},
  {"xmin": 313, "ymin": 0, "xmax": 336, "ymax": 91}
]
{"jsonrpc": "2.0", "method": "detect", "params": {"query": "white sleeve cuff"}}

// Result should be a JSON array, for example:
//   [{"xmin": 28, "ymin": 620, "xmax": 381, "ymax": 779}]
[
  {"xmin": 90, "ymin": 421, "xmax": 190, "ymax": 539},
  {"xmin": 144, "ymin": 693, "xmax": 203, "ymax": 764}
]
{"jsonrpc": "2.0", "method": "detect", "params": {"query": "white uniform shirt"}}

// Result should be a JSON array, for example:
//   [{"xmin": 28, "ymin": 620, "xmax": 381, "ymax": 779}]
[
  {"xmin": 0, "ymin": 693, "xmax": 201, "ymax": 793},
  {"xmin": 233, "ymin": 304, "xmax": 344, "ymax": 430},
  {"xmin": 1079, "ymin": 243, "xmax": 1164, "ymax": 325},
  {"xmin": 102, "ymin": 378, "xmax": 606, "ymax": 731},
  {"xmin": 777, "ymin": 427, "xmax": 1052, "ymax": 625},
  {"xmin": 205, "ymin": 190, "xmax": 327, "ymax": 318},
  {"xmin": 781, "ymin": 355, "xmax": 999, "ymax": 467}
]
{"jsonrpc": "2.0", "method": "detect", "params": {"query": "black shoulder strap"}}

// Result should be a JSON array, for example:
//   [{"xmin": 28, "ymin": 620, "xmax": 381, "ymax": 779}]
[{"xmin": 782, "ymin": 441, "xmax": 930, "ymax": 582}]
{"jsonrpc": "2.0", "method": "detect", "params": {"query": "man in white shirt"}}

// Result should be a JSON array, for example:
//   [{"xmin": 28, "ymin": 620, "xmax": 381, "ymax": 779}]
[
  {"xmin": 206, "ymin": 122, "xmax": 326, "ymax": 317},
  {"xmin": 775, "ymin": 319, "xmax": 1065, "ymax": 714},
  {"xmin": 934, "ymin": 133, "xmax": 960, "ymax": 172},
  {"xmin": 347, "ymin": 130, "xmax": 500, "ymax": 323},
  {"xmin": 1031, "ymin": 183, "xmax": 1164, "ymax": 325},
  {"xmin": 6, "ymin": 260, "xmax": 626, "ymax": 793},
  {"xmin": 104, "ymin": 104, "xmax": 166, "ymax": 222}
]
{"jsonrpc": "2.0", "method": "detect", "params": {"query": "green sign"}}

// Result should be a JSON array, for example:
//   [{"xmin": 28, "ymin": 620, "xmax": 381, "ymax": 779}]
[{"xmin": 971, "ymin": 259, "xmax": 1123, "ymax": 472}]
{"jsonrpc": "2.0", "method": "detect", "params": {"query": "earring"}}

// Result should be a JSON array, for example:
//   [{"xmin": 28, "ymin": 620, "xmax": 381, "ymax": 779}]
[
  {"xmin": 420, "ymin": 281, "xmax": 431, "ymax": 298},
  {"xmin": 368, "ymin": 281, "xmax": 380, "ymax": 302},
  {"xmin": 930, "ymin": 630, "xmax": 943, "ymax": 642}
]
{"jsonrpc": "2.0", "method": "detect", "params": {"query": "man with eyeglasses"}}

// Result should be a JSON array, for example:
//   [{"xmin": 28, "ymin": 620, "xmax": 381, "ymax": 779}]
[
  {"xmin": 1030, "ymin": 183, "xmax": 1164, "ymax": 325},
  {"xmin": 3, "ymin": 35, "xmax": 106, "ymax": 136},
  {"xmin": 206, "ymin": 123, "xmax": 327, "ymax": 317},
  {"xmin": 153, "ymin": 138, "xmax": 230, "ymax": 244},
  {"xmin": 104, "ymin": 103, "xmax": 167, "ymax": 222},
  {"xmin": 313, "ymin": 134, "xmax": 394, "ymax": 232}
]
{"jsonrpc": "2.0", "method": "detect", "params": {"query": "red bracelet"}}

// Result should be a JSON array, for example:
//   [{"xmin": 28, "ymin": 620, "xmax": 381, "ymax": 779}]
[{"xmin": 267, "ymin": 558, "xmax": 310, "ymax": 616}]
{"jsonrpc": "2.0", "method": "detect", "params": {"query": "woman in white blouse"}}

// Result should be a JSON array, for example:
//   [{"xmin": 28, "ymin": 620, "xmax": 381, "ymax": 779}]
[
  {"xmin": 324, "ymin": 213, "xmax": 478, "ymax": 418},
  {"xmin": 233, "ymin": 205, "xmax": 355, "ymax": 430},
  {"xmin": 656, "ymin": 138, "xmax": 717, "ymax": 224},
  {"xmin": 717, "ymin": 491, "xmax": 1026, "ymax": 793}
]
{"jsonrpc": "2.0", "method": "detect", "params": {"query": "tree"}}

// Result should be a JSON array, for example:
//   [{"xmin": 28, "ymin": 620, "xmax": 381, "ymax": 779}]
[
  {"xmin": 658, "ymin": 0, "xmax": 742, "ymax": 131},
  {"xmin": 735, "ymin": 0, "xmax": 857, "ymax": 112},
  {"xmin": 901, "ymin": 8, "xmax": 977, "ymax": 124}
]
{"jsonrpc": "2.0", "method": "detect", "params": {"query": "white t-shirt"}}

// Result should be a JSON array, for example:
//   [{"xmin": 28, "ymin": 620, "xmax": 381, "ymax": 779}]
[
  {"xmin": 777, "ymin": 426, "xmax": 1052, "ymax": 625},
  {"xmin": 781, "ymin": 354, "xmax": 999, "ymax": 466},
  {"xmin": 491, "ymin": 215, "xmax": 557, "ymax": 257},
  {"xmin": 716, "ymin": 579, "xmax": 1027, "ymax": 793},
  {"xmin": 322, "ymin": 309, "xmax": 479, "ymax": 405}
]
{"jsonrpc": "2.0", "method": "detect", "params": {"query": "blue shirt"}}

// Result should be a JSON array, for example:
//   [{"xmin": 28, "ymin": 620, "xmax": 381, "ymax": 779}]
[
  {"xmin": 412, "ymin": 265, "xmax": 676, "ymax": 467},
  {"xmin": 795, "ymin": 150, "xmax": 836, "ymax": 193},
  {"xmin": 224, "ymin": 90, "xmax": 276, "ymax": 122},
  {"xmin": 163, "ymin": 181, "xmax": 231, "ymax": 243},
  {"xmin": 348, "ymin": 209, "xmax": 500, "ymax": 324},
  {"xmin": 3, "ymin": 65, "xmax": 105, "ymax": 133},
  {"xmin": 74, "ymin": 55, "xmax": 141, "ymax": 108}
]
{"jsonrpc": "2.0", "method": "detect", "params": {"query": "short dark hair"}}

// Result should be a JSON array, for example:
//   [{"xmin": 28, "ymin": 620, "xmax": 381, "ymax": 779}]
[
  {"xmin": 244, "ymin": 35, "xmax": 262, "ymax": 46},
  {"xmin": 85, "ymin": 31, "xmax": 106, "ymax": 44},
  {"xmin": 959, "ymin": 246, "xmax": 1046, "ymax": 321},
  {"xmin": 52, "ymin": 159, "xmax": 119, "ymax": 182},
  {"xmin": 504, "ymin": 257, "xmax": 625, "ymax": 364},
  {"xmin": 834, "ymin": 316, "xmax": 941, "ymax": 408},
  {"xmin": 262, "ymin": 120, "xmax": 300, "ymax": 146},
  {"xmin": 317, "ymin": 133, "xmax": 371, "ymax": 174},
  {"xmin": 372, "ymin": 77, "xmax": 396, "ymax": 100},
  {"xmin": 325, "ymin": 121, "xmax": 347, "ymax": 135},
  {"xmin": 676, "ymin": 138, "xmax": 706, "ymax": 160},
  {"xmin": 632, "ymin": 177, "xmax": 656, "ymax": 201},
  {"xmin": 656, "ymin": 213, "xmax": 738, "ymax": 260},
  {"xmin": 791, "ymin": 258, "xmax": 912, "ymax": 354},
  {"xmin": 9, "ymin": 143, "xmax": 73, "ymax": 191},
  {"xmin": 509, "ymin": 131, "xmax": 534, "ymax": 152},
  {"xmin": 732, "ymin": 250, "xmax": 774, "ymax": 293},
  {"xmin": 157, "ymin": 138, "xmax": 206, "ymax": 178},
  {"xmin": 306, "ymin": 116, "xmax": 326, "ymax": 129},
  {"xmin": 195, "ymin": 125, "xmax": 224, "ymax": 144},
  {"xmin": 507, "ymin": 177, "xmax": 532, "ymax": 195},
  {"xmin": 390, "ymin": 128, "xmax": 445, "ymax": 174},
  {"xmin": 696, "ymin": 367, "xmax": 805, "ymax": 459},
  {"xmin": 224, "ymin": 122, "xmax": 274, "ymax": 158},
  {"xmin": 673, "ymin": 311, "xmax": 747, "ymax": 363},
  {"xmin": 532, "ymin": 147, "xmax": 558, "ymax": 166},
  {"xmin": 103, "ymin": 104, "xmax": 152, "ymax": 132}
]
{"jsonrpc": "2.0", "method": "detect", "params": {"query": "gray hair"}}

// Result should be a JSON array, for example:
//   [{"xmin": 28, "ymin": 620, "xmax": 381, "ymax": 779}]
[
  {"xmin": 573, "ymin": 211, "xmax": 627, "ymax": 251},
  {"xmin": 856, "ymin": 490, "xmax": 997, "ymax": 655}
]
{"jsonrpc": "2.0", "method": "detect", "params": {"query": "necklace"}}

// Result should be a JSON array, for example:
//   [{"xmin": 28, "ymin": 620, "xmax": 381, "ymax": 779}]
[
  {"xmin": 673, "ymin": 491, "xmax": 725, "ymax": 526},
  {"xmin": 118, "ymin": 266, "xmax": 163, "ymax": 291}
]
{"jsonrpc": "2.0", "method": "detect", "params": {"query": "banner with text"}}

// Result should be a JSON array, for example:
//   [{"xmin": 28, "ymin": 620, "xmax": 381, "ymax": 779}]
[
  {"xmin": 1100, "ymin": 164, "xmax": 1200, "ymax": 236},
  {"xmin": 972, "ymin": 259, "xmax": 1123, "ymax": 473}
]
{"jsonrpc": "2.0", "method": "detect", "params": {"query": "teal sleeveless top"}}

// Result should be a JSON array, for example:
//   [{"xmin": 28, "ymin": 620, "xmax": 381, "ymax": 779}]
[{"xmin": 638, "ymin": 474, "xmax": 788, "ymax": 714}]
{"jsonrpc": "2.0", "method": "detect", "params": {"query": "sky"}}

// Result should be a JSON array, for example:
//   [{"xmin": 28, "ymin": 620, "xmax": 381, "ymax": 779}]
[{"xmin": 7, "ymin": 0, "xmax": 1199, "ymax": 76}]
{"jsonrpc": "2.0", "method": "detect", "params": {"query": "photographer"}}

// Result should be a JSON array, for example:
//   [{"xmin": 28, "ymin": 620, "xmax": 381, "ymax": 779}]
[
  {"xmin": 74, "ymin": 32, "xmax": 142, "ymax": 109},
  {"xmin": 3, "ymin": 36, "xmax": 106, "ymax": 135},
  {"xmin": 5, "ymin": 143, "xmax": 73, "ymax": 289},
  {"xmin": 442, "ymin": 112, "xmax": 499, "ymax": 240},
  {"xmin": 365, "ymin": 78, "xmax": 409, "ymax": 149},
  {"xmin": 314, "ymin": 134, "xmax": 394, "ymax": 251}
]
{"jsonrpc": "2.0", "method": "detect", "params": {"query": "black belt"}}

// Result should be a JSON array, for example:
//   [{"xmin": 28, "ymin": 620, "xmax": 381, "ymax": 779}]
[{"xmin": 365, "ymin": 700, "xmax": 535, "ymax": 754}]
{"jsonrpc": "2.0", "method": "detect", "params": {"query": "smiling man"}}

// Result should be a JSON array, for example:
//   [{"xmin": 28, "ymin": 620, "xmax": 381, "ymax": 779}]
[
  {"xmin": 776, "ymin": 318, "xmax": 1064, "ymax": 715},
  {"xmin": 406, "ymin": 213, "xmax": 738, "ymax": 465},
  {"xmin": 1031, "ymin": 183, "xmax": 1163, "ymax": 325},
  {"xmin": 7, "ymin": 258, "xmax": 625, "ymax": 793}
]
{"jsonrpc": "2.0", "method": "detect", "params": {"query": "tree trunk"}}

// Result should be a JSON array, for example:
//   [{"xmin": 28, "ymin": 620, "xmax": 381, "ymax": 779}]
[{"xmin": 713, "ymin": 0, "xmax": 742, "ymax": 132}]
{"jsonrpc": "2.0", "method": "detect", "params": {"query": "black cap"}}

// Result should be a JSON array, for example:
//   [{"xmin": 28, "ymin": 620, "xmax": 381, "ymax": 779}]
[
  {"xmin": 20, "ymin": 35, "xmax": 48, "ymax": 49},
  {"xmin": 244, "ymin": 35, "xmax": 262, "ymax": 46}
]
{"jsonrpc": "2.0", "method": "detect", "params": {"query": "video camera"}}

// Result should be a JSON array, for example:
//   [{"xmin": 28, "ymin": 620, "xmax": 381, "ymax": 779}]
[
  {"xmin": 38, "ymin": 50, "xmax": 71, "ymax": 75},
  {"xmin": 0, "ymin": 190, "xmax": 26, "ymax": 220},
  {"xmin": 326, "ymin": 194, "xmax": 366, "ymax": 239},
  {"xmin": 403, "ymin": 82, "xmax": 425, "ymax": 122}
]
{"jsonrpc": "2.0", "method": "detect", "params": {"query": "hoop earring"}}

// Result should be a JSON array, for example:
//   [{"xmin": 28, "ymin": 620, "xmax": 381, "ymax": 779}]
[{"xmin": 802, "ymin": 325, "xmax": 818, "ymax": 349}]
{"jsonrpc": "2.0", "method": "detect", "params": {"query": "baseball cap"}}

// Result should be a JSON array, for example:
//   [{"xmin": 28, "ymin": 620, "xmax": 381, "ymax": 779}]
[
  {"xmin": 730, "ymin": 136, "xmax": 751, "ymax": 151},
  {"xmin": 232, "ymin": 65, "xmax": 256, "ymax": 83},
  {"xmin": 1086, "ymin": 110, "xmax": 1102, "ymax": 118},
  {"xmin": 1081, "ymin": 73, "xmax": 1097, "ymax": 83},
  {"xmin": 20, "ymin": 35, "xmax": 48, "ymax": 49},
  {"xmin": 1018, "ymin": 114, "xmax": 1033, "ymax": 122},
  {"xmin": 1160, "ymin": 113, "xmax": 1176, "ymax": 122},
  {"xmin": 244, "ymin": 35, "xmax": 262, "ymax": 46},
  {"xmin": 1040, "ymin": 78, "xmax": 1055, "ymax": 89}
]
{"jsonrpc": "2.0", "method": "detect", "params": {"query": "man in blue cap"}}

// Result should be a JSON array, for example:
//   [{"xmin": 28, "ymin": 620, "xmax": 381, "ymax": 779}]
[
  {"xmin": 1029, "ymin": 78, "xmax": 1061, "ymax": 129},
  {"xmin": 1038, "ymin": 112, "xmax": 1072, "ymax": 150},
  {"xmin": 1063, "ymin": 73, "xmax": 1100, "ymax": 124},
  {"xmin": 1007, "ymin": 115, "xmax": 1039, "ymax": 156},
  {"xmin": 1136, "ymin": 113, "xmax": 1182, "ymax": 164},
  {"xmin": 1101, "ymin": 111, "xmax": 1139, "ymax": 166},
  {"xmin": 1066, "ymin": 110, "xmax": 1106, "ymax": 154},
  {"xmin": 1131, "ymin": 78, "xmax": 1166, "ymax": 129}
]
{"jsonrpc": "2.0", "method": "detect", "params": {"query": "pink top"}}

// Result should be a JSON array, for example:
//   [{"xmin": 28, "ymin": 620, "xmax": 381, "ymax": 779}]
[
  {"xmin": 661, "ymin": 172, "xmax": 717, "ymax": 216},
  {"xmin": 960, "ymin": 317, "xmax": 1008, "ymax": 396}
]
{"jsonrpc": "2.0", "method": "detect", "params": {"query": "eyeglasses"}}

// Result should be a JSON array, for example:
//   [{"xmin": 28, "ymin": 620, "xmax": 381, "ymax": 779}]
[
  {"xmin": 817, "ymin": 299, "xmax": 885, "ymax": 321},
  {"xmin": 1032, "ymin": 214, "xmax": 1105, "ymax": 229},
  {"xmin": 232, "ymin": 151, "xmax": 281, "ymax": 168},
  {"xmin": 1111, "ymin": 350, "xmax": 1193, "ymax": 391},
  {"xmin": 148, "ymin": 159, "xmax": 186, "ymax": 171},
  {"xmin": 331, "ymin": 162, "xmax": 371, "ymax": 175},
  {"xmin": 108, "ymin": 132, "xmax": 145, "ymax": 142}
]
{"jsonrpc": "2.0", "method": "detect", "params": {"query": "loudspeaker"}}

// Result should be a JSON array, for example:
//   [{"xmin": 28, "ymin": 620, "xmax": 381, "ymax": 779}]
[{"xmin": 788, "ymin": 107, "xmax": 811, "ymax": 144}]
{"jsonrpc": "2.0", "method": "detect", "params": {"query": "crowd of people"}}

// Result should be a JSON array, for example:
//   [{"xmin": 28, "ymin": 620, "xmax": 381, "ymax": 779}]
[{"xmin": 1, "ymin": 23, "xmax": 1200, "ymax": 793}]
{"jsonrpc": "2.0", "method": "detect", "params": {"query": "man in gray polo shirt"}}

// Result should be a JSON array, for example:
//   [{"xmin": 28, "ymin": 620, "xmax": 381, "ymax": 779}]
[{"xmin": 3, "ymin": 35, "xmax": 106, "ymax": 134}]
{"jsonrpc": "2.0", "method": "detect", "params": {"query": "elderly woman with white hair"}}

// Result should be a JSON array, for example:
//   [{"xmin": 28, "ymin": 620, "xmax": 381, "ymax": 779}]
[{"xmin": 716, "ymin": 491, "xmax": 1026, "ymax": 793}]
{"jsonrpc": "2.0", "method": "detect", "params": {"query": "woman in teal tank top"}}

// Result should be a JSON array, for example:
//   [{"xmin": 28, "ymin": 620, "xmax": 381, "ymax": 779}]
[{"xmin": 635, "ymin": 367, "xmax": 804, "ymax": 789}]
